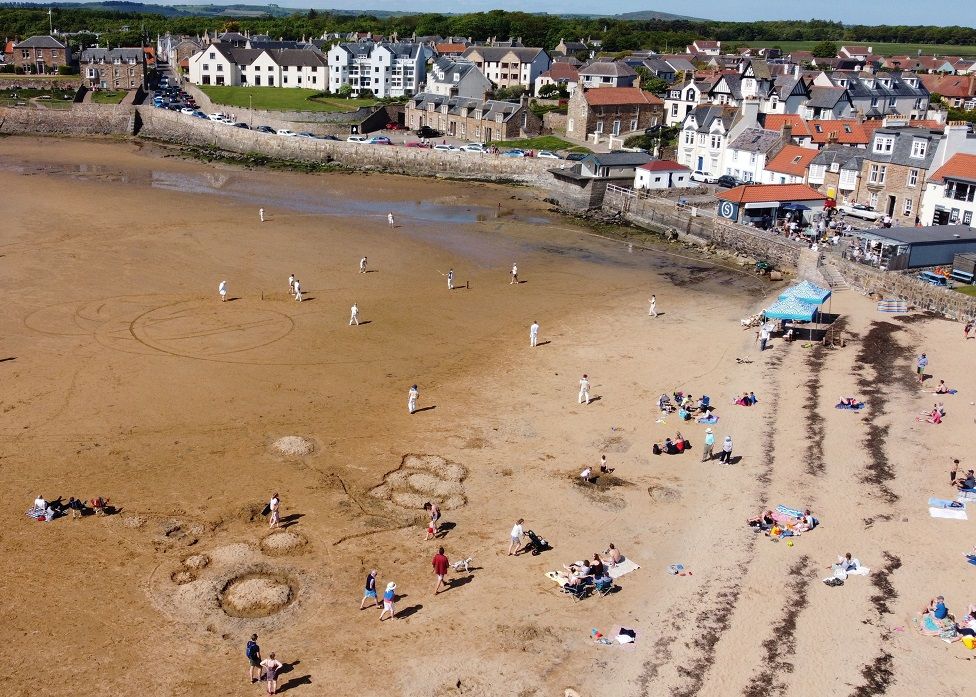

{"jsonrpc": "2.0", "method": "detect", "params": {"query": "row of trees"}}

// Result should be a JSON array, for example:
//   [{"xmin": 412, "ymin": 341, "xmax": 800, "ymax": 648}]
[{"xmin": 1, "ymin": 8, "xmax": 975, "ymax": 53}]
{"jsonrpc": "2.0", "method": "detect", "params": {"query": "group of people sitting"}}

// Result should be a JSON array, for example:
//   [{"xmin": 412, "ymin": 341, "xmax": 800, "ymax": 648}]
[
  {"xmin": 917, "ymin": 596, "xmax": 976, "ymax": 643},
  {"xmin": 733, "ymin": 392, "xmax": 758, "ymax": 407},
  {"xmin": 654, "ymin": 432, "xmax": 690, "ymax": 455},
  {"xmin": 950, "ymin": 462, "xmax": 976, "ymax": 491},
  {"xmin": 659, "ymin": 392, "xmax": 712, "ymax": 418},
  {"xmin": 28, "ymin": 494, "xmax": 109, "ymax": 521},
  {"xmin": 746, "ymin": 507, "xmax": 819, "ymax": 538},
  {"xmin": 561, "ymin": 545, "xmax": 625, "ymax": 593},
  {"xmin": 917, "ymin": 402, "xmax": 946, "ymax": 424}
]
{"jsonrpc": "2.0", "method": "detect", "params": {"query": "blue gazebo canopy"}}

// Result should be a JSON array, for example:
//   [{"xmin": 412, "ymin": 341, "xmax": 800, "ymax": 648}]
[
  {"xmin": 764, "ymin": 296, "xmax": 817, "ymax": 321},
  {"xmin": 778, "ymin": 280, "xmax": 831, "ymax": 305}
]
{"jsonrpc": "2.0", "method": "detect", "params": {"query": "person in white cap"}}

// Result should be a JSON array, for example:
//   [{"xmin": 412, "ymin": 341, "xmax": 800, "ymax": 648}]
[
  {"xmin": 293, "ymin": 278, "xmax": 302, "ymax": 302},
  {"xmin": 702, "ymin": 428, "xmax": 715, "ymax": 462},
  {"xmin": 408, "ymin": 385, "xmax": 419, "ymax": 414},
  {"xmin": 218, "ymin": 280, "xmax": 228, "ymax": 301},
  {"xmin": 510, "ymin": 263, "xmax": 519, "ymax": 284},
  {"xmin": 379, "ymin": 581, "xmax": 397, "ymax": 620},
  {"xmin": 718, "ymin": 435, "xmax": 734, "ymax": 464},
  {"xmin": 360, "ymin": 257, "xmax": 367, "ymax": 274},
  {"xmin": 350, "ymin": 303, "xmax": 360, "ymax": 326},
  {"xmin": 530, "ymin": 321, "xmax": 539, "ymax": 347},
  {"xmin": 578, "ymin": 374, "xmax": 590, "ymax": 404}
]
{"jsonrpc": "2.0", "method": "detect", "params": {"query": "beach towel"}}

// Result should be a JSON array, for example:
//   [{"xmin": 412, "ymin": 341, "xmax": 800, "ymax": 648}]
[
  {"xmin": 928, "ymin": 497, "xmax": 965, "ymax": 509},
  {"xmin": 545, "ymin": 571, "xmax": 568, "ymax": 587},
  {"xmin": 835, "ymin": 403, "xmax": 866, "ymax": 410},
  {"xmin": 929, "ymin": 507, "xmax": 968, "ymax": 520},
  {"xmin": 608, "ymin": 559, "xmax": 640, "ymax": 580},
  {"xmin": 771, "ymin": 511, "xmax": 799, "ymax": 524},
  {"xmin": 776, "ymin": 505, "xmax": 805, "ymax": 519},
  {"xmin": 696, "ymin": 415, "xmax": 719, "ymax": 424},
  {"xmin": 25, "ymin": 507, "xmax": 44, "ymax": 521}
]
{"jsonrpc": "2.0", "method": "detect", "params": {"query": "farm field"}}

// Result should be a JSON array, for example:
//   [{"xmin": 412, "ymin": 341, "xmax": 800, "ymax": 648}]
[{"xmin": 743, "ymin": 40, "xmax": 976, "ymax": 57}]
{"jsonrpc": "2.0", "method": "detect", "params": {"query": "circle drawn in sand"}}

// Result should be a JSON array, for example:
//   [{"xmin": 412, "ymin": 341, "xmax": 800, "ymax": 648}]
[
  {"xmin": 220, "ymin": 572, "xmax": 296, "ymax": 618},
  {"xmin": 260, "ymin": 530, "xmax": 308, "ymax": 557},
  {"xmin": 369, "ymin": 454, "xmax": 468, "ymax": 511},
  {"xmin": 270, "ymin": 435, "xmax": 315, "ymax": 457}
]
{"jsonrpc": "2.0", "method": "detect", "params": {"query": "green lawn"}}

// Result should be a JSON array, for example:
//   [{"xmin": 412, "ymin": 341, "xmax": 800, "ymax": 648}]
[
  {"xmin": 743, "ymin": 40, "xmax": 976, "ymax": 57},
  {"xmin": 0, "ymin": 87, "xmax": 75, "ymax": 108},
  {"xmin": 90, "ymin": 90, "xmax": 126, "ymax": 104},
  {"xmin": 492, "ymin": 135, "xmax": 591, "ymax": 153},
  {"xmin": 198, "ymin": 85, "xmax": 376, "ymax": 112},
  {"xmin": 954, "ymin": 285, "xmax": 976, "ymax": 297}
]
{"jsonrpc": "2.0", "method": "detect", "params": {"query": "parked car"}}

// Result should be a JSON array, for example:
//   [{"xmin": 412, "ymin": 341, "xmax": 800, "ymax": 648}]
[
  {"xmin": 276, "ymin": 129, "xmax": 298, "ymax": 137},
  {"xmin": 297, "ymin": 132, "xmax": 317, "ymax": 139},
  {"xmin": 839, "ymin": 202, "xmax": 883, "ymax": 221},
  {"xmin": 191, "ymin": 111, "xmax": 208, "ymax": 119},
  {"xmin": 317, "ymin": 134, "xmax": 340, "ymax": 141},
  {"xmin": 433, "ymin": 143, "xmax": 457, "ymax": 152},
  {"xmin": 347, "ymin": 135, "xmax": 370, "ymax": 143},
  {"xmin": 405, "ymin": 141, "xmax": 431, "ymax": 148},
  {"xmin": 232, "ymin": 122, "xmax": 251, "ymax": 129},
  {"xmin": 461, "ymin": 143, "xmax": 488, "ymax": 153},
  {"xmin": 536, "ymin": 150, "xmax": 560, "ymax": 159},
  {"xmin": 255, "ymin": 125, "xmax": 276, "ymax": 133},
  {"xmin": 565, "ymin": 152, "xmax": 587, "ymax": 162},
  {"xmin": 367, "ymin": 136, "xmax": 393, "ymax": 145},
  {"xmin": 207, "ymin": 113, "xmax": 226, "ymax": 121},
  {"xmin": 179, "ymin": 107, "xmax": 196, "ymax": 115},
  {"xmin": 416, "ymin": 126, "xmax": 443, "ymax": 138},
  {"xmin": 690, "ymin": 170, "xmax": 716, "ymax": 183},
  {"xmin": 715, "ymin": 175, "xmax": 742, "ymax": 188},
  {"xmin": 502, "ymin": 149, "xmax": 526, "ymax": 158},
  {"xmin": 386, "ymin": 122, "xmax": 403, "ymax": 130}
]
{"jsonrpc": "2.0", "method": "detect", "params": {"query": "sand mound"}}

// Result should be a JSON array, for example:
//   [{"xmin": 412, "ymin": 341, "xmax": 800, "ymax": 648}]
[
  {"xmin": 260, "ymin": 531, "xmax": 308, "ymax": 556},
  {"xmin": 122, "ymin": 516, "xmax": 146, "ymax": 528},
  {"xmin": 220, "ymin": 572, "xmax": 294, "ymax": 618},
  {"xmin": 183, "ymin": 554, "xmax": 210, "ymax": 570},
  {"xmin": 271, "ymin": 436, "xmax": 315, "ymax": 457},
  {"xmin": 648, "ymin": 484, "xmax": 682, "ymax": 502},
  {"xmin": 171, "ymin": 569, "xmax": 196, "ymax": 585},
  {"xmin": 370, "ymin": 454, "xmax": 468, "ymax": 512}
]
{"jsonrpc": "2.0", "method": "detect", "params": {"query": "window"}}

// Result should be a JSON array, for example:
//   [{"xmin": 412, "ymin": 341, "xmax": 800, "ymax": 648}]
[
  {"xmin": 910, "ymin": 139, "xmax": 927, "ymax": 159},
  {"xmin": 829, "ymin": 162, "xmax": 839, "ymax": 173},
  {"xmin": 888, "ymin": 97, "xmax": 896, "ymax": 107},
  {"xmin": 209, "ymin": 52, "xmax": 215, "ymax": 59},
  {"xmin": 965, "ymin": 211, "xmax": 973, "ymax": 225},
  {"xmin": 630, "ymin": 118, "xmax": 638, "ymax": 131},
  {"xmin": 873, "ymin": 136, "xmax": 894, "ymax": 153},
  {"xmin": 217, "ymin": 65, "xmax": 223, "ymax": 72},
  {"xmin": 903, "ymin": 197, "xmax": 913, "ymax": 216},
  {"xmin": 808, "ymin": 164, "xmax": 826, "ymax": 183},
  {"xmin": 670, "ymin": 103, "xmax": 679, "ymax": 116},
  {"xmin": 203, "ymin": 64, "xmax": 209, "ymax": 71},
  {"xmin": 840, "ymin": 169, "xmax": 858, "ymax": 189},
  {"xmin": 595, "ymin": 120, "xmax": 603, "ymax": 133},
  {"xmin": 684, "ymin": 131, "xmax": 693, "ymax": 145},
  {"xmin": 870, "ymin": 192, "xmax": 879, "ymax": 208},
  {"xmin": 567, "ymin": 118, "xmax": 574, "ymax": 132},
  {"xmin": 868, "ymin": 164, "xmax": 887, "ymax": 184},
  {"xmin": 612, "ymin": 120, "xmax": 620, "ymax": 135},
  {"xmin": 907, "ymin": 169, "xmax": 919, "ymax": 187},
  {"xmin": 710, "ymin": 135, "xmax": 721, "ymax": 148}
]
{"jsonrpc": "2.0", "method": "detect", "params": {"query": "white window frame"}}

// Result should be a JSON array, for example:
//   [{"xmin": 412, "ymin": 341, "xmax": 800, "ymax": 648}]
[
  {"xmin": 869, "ymin": 164, "xmax": 887, "ymax": 185},
  {"xmin": 903, "ymin": 197, "xmax": 913, "ymax": 216},
  {"xmin": 910, "ymin": 139, "xmax": 927, "ymax": 159},
  {"xmin": 907, "ymin": 168, "xmax": 919, "ymax": 187},
  {"xmin": 873, "ymin": 136, "xmax": 894, "ymax": 154}
]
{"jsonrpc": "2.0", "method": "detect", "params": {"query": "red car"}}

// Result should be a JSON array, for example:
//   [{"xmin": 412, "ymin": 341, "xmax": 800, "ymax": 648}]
[
  {"xmin": 386, "ymin": 122, "xmax": 403, "ymax": 130},
  {"xmin": 404, "ymin": 141, "xmax": 431, "ymax": 148}
]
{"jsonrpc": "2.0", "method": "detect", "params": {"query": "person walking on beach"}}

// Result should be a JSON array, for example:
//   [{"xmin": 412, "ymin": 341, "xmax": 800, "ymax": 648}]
[
  {"xmin": 432, "ymin": 546, "xmax": 449, "ymax": 594},
  {"xmin": 293, "ymin": 278, "xmax": 302, "ymax": 302},
  {"xmin": 445, "ymin": 268, "xmax": 455, "ymax": 290},
  {"xmin": 718, "ymin": 436, "xmax": 734, "ymax": 464},
  {"xmin": 268, "ymin": 492, "xmax": 280, "ymax": 528},
  {"xmin": 259, "ymin": 652, "xmax": 282, "ymax": 695},
  {"xmin": 350, "ymin": 303, "xmax": 360, "ymax": 326},
  {"xmin": 702, "ymin": 428, "xmax": 715, "ymax": 462},
  {"xmin": 360, "ymin": 256, "xmax": 368, "ymax": 274},
  {"xmin": 759, "ymin": 326, "xmax": 770, "ymax": 352},
  {"xmin": 408, "ymin": 385, "xmax": 419, "ymax": 414},
  {"xmin": 288, "ymin": 274, "xmax": 295, "ymax": 293},
  {"xmin": 648, "ymin": 295, "xmax": 657, "ymax": 317},
  {"xmin": 917, "ymin": 353, "xmax": 928, "ymax": 384},
  {"xmin": 387, "ymin": 212, "xmax": 395, "ymax": 228},
  {"xmin": 424, "ymin": 501, "xmax": 440, "ymax": 535},
  {"xmin": 259, "ymin": 207, "xmax": 265, "ymax": 223},
  {"xmin": 510, "ymin": 263, "xmax": 519, "ymax": 284},
  {"xmin": 578, "ymin": 374, "xmax": 591, "ymax": 405},
  {"xmin": 218, "ymin": 280, "xmax": 228, "ymax": 302},
  {"xmin": 379, "ymin": 582, "xmax": 397, "ymax": 620},
  {"xmin": 360, "ymin": 570, "xmax": 379, "ymax": 609},
  {"xmin": 530, "ymin": 321, "xmax": 539, "ymax": 348},
  {"xmin": 508, "ymin": 518, "xmax": 524, "ymax": 556},
  {"xmin": 246, "ymin": 634, "xmax": 261, "ymax": 684}
]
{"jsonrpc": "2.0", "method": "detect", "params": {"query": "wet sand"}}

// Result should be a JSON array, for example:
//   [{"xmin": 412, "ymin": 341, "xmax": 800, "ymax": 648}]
[{"xmin": 1, "ymin": 136, "xmax": 975, "ymax": 697}]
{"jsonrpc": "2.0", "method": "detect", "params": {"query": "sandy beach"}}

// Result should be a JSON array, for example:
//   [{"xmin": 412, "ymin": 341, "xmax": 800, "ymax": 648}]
[{"xmin": 2, "ymin": 136, "xmax": 975, "ymax": 697}]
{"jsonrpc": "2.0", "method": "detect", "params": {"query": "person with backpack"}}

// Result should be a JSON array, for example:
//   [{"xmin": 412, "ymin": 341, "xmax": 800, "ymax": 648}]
[{"xmin": 245, "ymin": 634, "xmax": 261, "ymax": 683}]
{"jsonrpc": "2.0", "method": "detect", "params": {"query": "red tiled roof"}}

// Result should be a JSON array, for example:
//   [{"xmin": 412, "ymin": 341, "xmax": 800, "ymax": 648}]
[
  {"xmin": 808, "ymin": 119, "xmax": 869, "ymax": 145},
  {"xmin": 582, "ymin": 87, "xmax": 662, "ymax": 106},
  {"xmin": 541, "ymin": 62, "xmax": 579, "ymax": 80},
  {"xmin": 762, "ymin": 114, "xmax": 811, "ymax": 138},
  {"xmin": 765, "ymin": 145, "xmax": 819, "ymax": 176},
  {"xmin": 920, "ymin": 73, "xmax": 976, "ymax": 99},
  {"xmin": 929, "ymin": 153, "xmax": 976, "ymax": 184},
  {"xmin": 717, "ymin": 183, "xmax": 826, "ymax": 204},
  {"xmin": 639, "ymin": 160, "xmax": 688, "ymax": 172},
  {"xmin": 435, "ymin": 43, "xmax": 467, "ymax": 55}
]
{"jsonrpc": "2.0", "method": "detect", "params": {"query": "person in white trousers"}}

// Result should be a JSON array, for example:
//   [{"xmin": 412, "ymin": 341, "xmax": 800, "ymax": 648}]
[
  {"xmin": 360, "ymin": 257, "xmax": 367, "ymax": 273},
  {"xmin": 293, "ymin": 279, "xmax": 302, "ymax": 302},
  {"xmin": 288, "ymin": 274, "xmax": 295, "ymax": 293},
  {"xmin": 408, "ymin": 385, "xmax": 419, "ymax": 414},
  {"xmin": 387, "ymin": 212, "xmax": 395, "ymax": 227},
  {"xmin": 510, "ymin": 263, "xmax": 518, "ymax": 284},
  {"xmin": 649, "ymin": 295, "xmax": 657, "ymax": 317},
  {"xmin": 218, "ymin": 280, "xmax": 227, "ymax": 301},
  {"xmin": 578, "ymin": 374, "xmax": 590, "ymax": 404},
  {"xmin": 259, "ymin": 208, "xmax": 265, "ymax": 223},
  {"xmin": 530, "ymin": 321, "xmax": 539, "ymax": 347},
  {"xmin": 446, "ymin": 269, "xmax": 454, "ymax": 290},
  {"xmin": 350, "ymin": 303, "xmax": 360, "ymax": 325}
]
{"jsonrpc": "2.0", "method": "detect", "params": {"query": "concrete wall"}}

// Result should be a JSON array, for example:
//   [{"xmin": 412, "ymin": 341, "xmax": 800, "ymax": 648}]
[{"xmin": 0, "ymin": 104, "xmax": 134, "ymax": 136}]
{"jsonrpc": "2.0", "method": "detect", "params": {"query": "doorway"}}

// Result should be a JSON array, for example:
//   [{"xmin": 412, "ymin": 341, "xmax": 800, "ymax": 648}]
[{"xmin": 886, "ymin": 195, "xmax": 896, "ymax": 216}]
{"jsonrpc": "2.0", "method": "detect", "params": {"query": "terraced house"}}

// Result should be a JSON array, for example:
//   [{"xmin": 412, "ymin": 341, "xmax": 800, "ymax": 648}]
[
  {"xmin": 460, "ymin": 46, "xmax": 551, "ymax": 94},
  {"xmin": 81, "ymin": 47, "xmax": 146, "ymax": 90},
  {"xmin": 404, "ymin": 92, "xmax": 541, "ymax": 142},
  {"xmin": 187, "ymin": 45, "xmax": 327, "ymax": 88}
]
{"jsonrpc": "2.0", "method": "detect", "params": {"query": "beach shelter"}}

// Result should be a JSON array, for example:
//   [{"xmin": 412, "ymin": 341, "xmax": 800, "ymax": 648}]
[
  {"xmin": 778, "ymin": 280, "xmax": 831, "ymax": 305},
  {"xmin": 763, "ymin": 296, "xmax": 817, "ymax": 321}
]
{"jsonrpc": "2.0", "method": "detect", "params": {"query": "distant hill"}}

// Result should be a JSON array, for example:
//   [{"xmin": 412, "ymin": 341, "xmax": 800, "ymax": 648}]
[{"xmin": 613, "ymin": 9, "xmax": 702, "ymax": 21}]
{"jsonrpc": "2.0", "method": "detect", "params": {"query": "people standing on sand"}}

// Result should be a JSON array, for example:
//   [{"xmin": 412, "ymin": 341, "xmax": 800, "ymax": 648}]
[
  {"xmin": 388, "ymin": 212, "xmax": 395, "ymax": 228},
  {"xmin": 218, "ymin": 280, "xmax": 228, "ymax": 301},
  {"xmin": 424, "ymin": 501, "xmax": 440, "ymax": 534},
  {"xmin": 360, "ymin": 570, "xmax": 379, "ymax": 609},
  {"xmin": 917, "ymin": 353, "xmax": 928, "ymax": 384},
  {"xmin": 260, "ymin": 652, "xmax": 282, "ymax": 695},
  {"xmin": 648, "ymin": 295, "xmax": 657, "ymax": 317},
  {"xmin": 965, "ymin": 321, "xmax": 973, "ymax": 339},
  {"xmin": 259, "ymin": 208, "xmax": 265, "ymax": 223},
  {"xmin": 530, "ymin": 321, "xmax": 539, "ymax": 347},
  {"xmin": 759, "ymin": 326, "xmax": 770, "ymax": 352},
  {"xmin": 510, "ymin": 263, "xmax": 519, "ymax": 284},
  {"xmin": 360, "ymin": 257, "xmax": 368, "ymax": 274},
  {"xmin": 408, "ymin": 385, "xmax": 419, "ymax": 414},
  {"xmin": 432, "ymin": 546, "xmax": 449, "ymax": 594},
  {"xmin": 578, "ymin": 374, "xmax": 591, "ymax": 405},
  {"xmin": 350, "ymin": 303, "xmax": 360, "ymax": 326},
  {"xmin": 379, "ymin": 582, "xmax": 397, "ymax": 620},
  {"xmin": 718, "ymin": 436, "xmax": 734, "ymax": 464},
  {"xmin": 702, "ymin": 428, "xmax": 715, "ymax": 462},
  {"xmin": 288, "ymin": 274, "xmax": 295, "ymax": 293},
  {"xmin": 509, "ymin": 518, "xmax": 524, "ymax": 555},
  {"xmin": 599, "ymin": 455, "xmax": 610, "ymax": 473},
  {"xmin": 268, "ymin": 492, "xmax": 280, "ymax": 528},
  {"xmin": 246, "ymin": 634, "xmax": 262, "ymax": 683},
  {"xmin": 446, "ymin": 268, "xmax": 455, "ymax": 290},
  {"xmin": 293, "ymin": 278, "xmax": 302, "ymax": 302}
]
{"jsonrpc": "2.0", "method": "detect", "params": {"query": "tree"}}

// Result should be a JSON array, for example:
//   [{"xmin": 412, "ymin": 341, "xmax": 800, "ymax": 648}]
[
  {"xmin": 338, "ymin": 84, "xmax": 353, "ymax": 98},
  {"xmin": 537, "ymin": 82, "xmax": 567, "ymax": 99},
  {"xmin": 811, "ymin": 40, "xmax": 838, "ymax": 58},
  {"xmin": 494, "ymin": 85, "xmax": 527, "ymax": 101},
  {"xmin": 634, "ymin": 67, "xmax": 668, "ymax": 94}
]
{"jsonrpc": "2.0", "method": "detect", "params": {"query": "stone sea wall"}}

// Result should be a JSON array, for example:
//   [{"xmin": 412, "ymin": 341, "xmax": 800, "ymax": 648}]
[{"xmin": 0, "ymin": 104, "xmax": 133, "ymax": 136}]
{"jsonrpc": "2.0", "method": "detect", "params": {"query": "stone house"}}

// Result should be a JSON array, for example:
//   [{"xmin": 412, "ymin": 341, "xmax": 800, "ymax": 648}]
[
  {"xmin": 460, "ymin": 46, "xmax": 551, "ymax": 94},
  {"xmin": 553, "ymin": 38, "xmax": 589, "ymax": 57},
  {"xmin": 566, "ymin": 87, "xmax": 664, "ymax": 142},
  {"xmin": 534, "ymin": 62, "xmax": 580, "ymax": 97},
  {"xmin": 12, "ymin": 35, "xmax": 71, "ymax": 74},
  {"xmin": 404, "ymin": 92, "xmax": 541, "ymax": 143},
  {"xmin": 80, "ymin": 47, "xmax": 145, "ymax": 90}
]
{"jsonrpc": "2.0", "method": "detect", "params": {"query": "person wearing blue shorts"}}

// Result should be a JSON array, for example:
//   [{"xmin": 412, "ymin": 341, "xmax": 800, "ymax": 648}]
[{"xmin": 360, "ymin": 569, "xmax": 378, "ymax": 609}]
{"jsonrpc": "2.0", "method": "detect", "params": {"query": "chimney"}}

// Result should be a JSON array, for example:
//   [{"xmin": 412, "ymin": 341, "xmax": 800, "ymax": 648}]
[
  {"xmin": 827, "ymin": 131, "xmax": 838, "ymax": 144},
  {"xmin": 781, "ymin": 123, "xmax": 793, "ymax": 142},
  {"xmin": 740, "ymin": 97, "xmax": 760, "ymax": 127},
  {"xmin": 935, "ymin": 120, "xmax": 973, "ymax": 168}
]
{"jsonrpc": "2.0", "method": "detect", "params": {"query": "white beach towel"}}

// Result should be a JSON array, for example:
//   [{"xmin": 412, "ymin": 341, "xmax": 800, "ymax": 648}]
[
  {"xmin": 929, "ymin": 507, "xmax": 969, "ymax": 520},
  {"xmin": 608, "ymin": 559, "xmax": 640, "ymax": 580},
  {"xmin": 545, "ymin": 571, "xmax": 568, "ymax": 587},
  {"xmin": 846, "ymin": 567, "xmax": 871, "ymax": 576}
]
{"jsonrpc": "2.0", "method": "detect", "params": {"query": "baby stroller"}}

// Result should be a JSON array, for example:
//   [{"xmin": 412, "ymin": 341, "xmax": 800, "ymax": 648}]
[{"xmin": 523, "ymin": 530, "xmax": 550, "ymax": 556}]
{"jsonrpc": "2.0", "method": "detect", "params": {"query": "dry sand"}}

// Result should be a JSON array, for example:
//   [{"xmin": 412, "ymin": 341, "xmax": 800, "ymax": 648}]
[{"xmin": 2, "ymin": 136, "xmax": 975, "ymax": 696}]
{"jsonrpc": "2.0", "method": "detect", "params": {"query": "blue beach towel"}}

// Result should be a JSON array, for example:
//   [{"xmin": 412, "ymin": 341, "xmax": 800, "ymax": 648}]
[
  {"xmin": 835, "ymin": 402, "xmax": 866, "ymax": 410},
  {"xmin": 696, "ymin": 415, "xmax": 719, "ymax": 424},
  {"xmin": 928, "ymin": 497, "xmax": 965, "ymax": 509},
  {"xmin": 776, "ymin": 505, "xmax": 804, "ymax": 519}
]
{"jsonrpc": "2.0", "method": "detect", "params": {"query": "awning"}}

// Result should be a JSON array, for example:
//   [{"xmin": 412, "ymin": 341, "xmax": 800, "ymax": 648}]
[
  {"xmin": 764, "ymin": 296, "xmax": 817, "ymax": 321},
  {"xmin": 779, "ymin": 280, "xmax": 831, "ymax": 304},
  {"xmin": 744, "ymin": 201, "xmax": 779, "ymax": 209}
]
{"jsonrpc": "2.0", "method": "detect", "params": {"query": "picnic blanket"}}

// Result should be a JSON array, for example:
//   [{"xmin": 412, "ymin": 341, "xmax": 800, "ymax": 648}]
[
  {"xmin": 608, "ymin": 558, "xmax": 640, "ymax": 580},
  {"xmin": 822, "ymin": 567, "xmax": 871, "ymax": 583},
  {"xmin": 776, "ymin": 505, "xmax": 805, "ymax": 519},
  {"xmin": 930, "ymin": 507, "xmax": 968, "ymax": 520},
  {"xmin": 929, "ymin": 497, "xmax": 966, "ymax": 509},
  {"xmin": 25, "ymin": 507, "xmax": 45, "ymax": 521},
  {"xmin": 696, "ymin": 415, "xmax": 719, "ymax": 424},
  {"xmin": 835, "ymin": 402, "xmax": 866, "ymax": 410}
]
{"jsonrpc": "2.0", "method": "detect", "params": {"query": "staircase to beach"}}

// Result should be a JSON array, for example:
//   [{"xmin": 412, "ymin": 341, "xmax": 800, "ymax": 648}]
[{"xmin": 820, "ymin": 261, "xmax": 849, "ymax": 291}]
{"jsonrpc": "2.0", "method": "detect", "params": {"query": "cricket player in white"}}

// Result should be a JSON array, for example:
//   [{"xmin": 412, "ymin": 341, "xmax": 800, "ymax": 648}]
[
  {"xmin": 259, "ymin": 208, "xmax": 265, "ymax": 222},
  {"xmin": 360, "ymin": 257, "xmax": 367, "ymax": 273},
  {"xmin": 288, "ymin": 274, "xmax": 295, "ymax": 293},
  {"xmin": 218, "ymin": 280, "xmax": 227, "ymax": 301},
  {"xmin": 408, "ymin": 385, "xmax": 419, "ymax": 414},
  {"xmin": 294, "ymin": 279, "xmax": 302, "ymax": 302},
  {"xmin": 578, "ymin": 374, "xmax": 590, "ymax": 404},
  {"xmin": 447, "ymin": 269, "xmax": 454, "ymax": 290},
  {"xmin": 350, "ymin": 303, "xmax": 359, "ymax": 325},
  {"xmin": 649, "ymin": 295, "xmax": 657, "ymax": 317},
  {"xmin": 530, "ymin": 321, "xmax": 539, "ymax": 347},
  {"xmin": 510, "ymin": 263, "xmax": 518, "ymax": 284},
  {"xmin": 388, "ymin": 212, "xmax": 395, "ymax": 227}
]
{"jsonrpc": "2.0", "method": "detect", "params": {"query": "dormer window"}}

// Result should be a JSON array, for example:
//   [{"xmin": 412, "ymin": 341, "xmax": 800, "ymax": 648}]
[
  {"xmin": 873, "ymin": 136, "xmax": 894, "ymax": 153},
  {"xmin": 829, "ymin": 162, "xmax": 840, "ymax": 173},
  {"xmin": 838, "ymin": 79, "xmax": 847, "ymax": 87},
  {"xmin": 910, "ymin": 138, "xmax": 927, "ymax": 158}
]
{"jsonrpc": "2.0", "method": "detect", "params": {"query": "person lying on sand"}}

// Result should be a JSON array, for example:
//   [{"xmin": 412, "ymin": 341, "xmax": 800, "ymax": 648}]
[
  {"xmin": 747, "ymin": 510, "xmax": 775, "ymax": 531},
  {"xmin": 838, "ymin": 396, "xmax": 862, "ymax": 407}
]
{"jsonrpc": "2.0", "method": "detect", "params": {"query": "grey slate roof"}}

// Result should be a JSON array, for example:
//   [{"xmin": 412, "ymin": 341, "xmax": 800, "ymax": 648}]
[
  {"xmin": 641, "ymin": 58, "xmax": 676, "ymax": 75},
  {"xmin": 579, "ymin": 61, "xmax": 636, "ymax": 78},
  {"xmin": 861, "ymin": 126, "xmax": 942, "ymax": 168},
  {"xmin": 274, "ymin": 49, "xmax": 327, "ymax": 68},
  {"xmin": 586, "ymin": 151, "xmax": 653, "ymax": 166},
  {"xmin": 409, "ymin": 92, "xmax": 523, "ymax": 122},
  {"xmin": 729, "ymin": 127, "xmax": 784, "ymax": 155},
  {"xmin": 806, "ymin": 86, "xmax": 849, "ymax": 109},
  {"xmin": 81, "ymin": 47, "xmax": 144, "ymax": 63},
  {"xmin": 14, "ymin": 35, "xmax": 66, "ymax": 49},
  {"xmin": 687, "ymin": 104, "xmax": 737, "ymax": 133},
  {"xmin": 810, "ymin": 144, "xmax": 864, "ymax": 171}
]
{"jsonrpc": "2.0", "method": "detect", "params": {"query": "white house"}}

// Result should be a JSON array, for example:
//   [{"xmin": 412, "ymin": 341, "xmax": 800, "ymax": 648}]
[
  {"xmin": 724, "ymin": 127, "xmax": 784, "ymax": 183},
  {"xmin": 534, "ymin": 61, "xmax": 580, "ymax": 97},
  {"xmin": 577, "ymin": 61, "xmax": 637, "ymax": 89},
  {"xmin": 634, "ymin": 160, "xmax": 693, "ymax": 189},
  {"xmin": 677, "ymin": 104, "xmax": 738, "ymax": 177},
  {"xmin": 189, "ymin": 45, "xmax": 327, "ymax": 89},
  {"xmin": 188, "ymin": 43, "xmax": 254, "ymax": 86},
  {"xmin": 664, "ymin": 79, "xmax": 708, "ymax": 127},
  {"xmin": 328, "ymin": 41, "xmax": 429, "ymax": 98}
]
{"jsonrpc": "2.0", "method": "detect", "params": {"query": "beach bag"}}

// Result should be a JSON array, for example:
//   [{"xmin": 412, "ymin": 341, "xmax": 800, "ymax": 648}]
[
  {"xmin": 652, "ymin": 444, "xmax": 661, "ymax": 455},
  {"xmin": 261, "ymin": 503, "xmax": 271, "ymax": 516}
]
